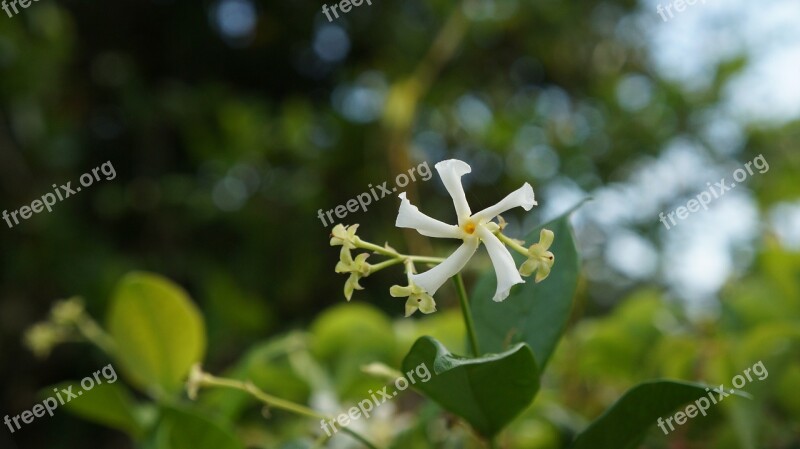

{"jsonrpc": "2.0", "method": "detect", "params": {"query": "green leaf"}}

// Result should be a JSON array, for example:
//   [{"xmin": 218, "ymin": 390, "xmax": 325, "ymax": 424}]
[
  {"xmin": 401, "ymin": 336, "xmax": 539, "ymax": 438},
  {"xmin": 155, "ymin": 406, "xmax": 244, "ymax": 449},
  {"xmin": 43, "ymin": 379, "xmax": 145, "ymax": 438},
  {"xmin": 107, "ymin": 272, "xmax": 206, "ymax": 395},
  {"xmin": 569, "ymin": 380, "xmax": 751, "ymax": 449},
  {"xmin": 472, "ymin": 204, "xmax": 582, "ymax": 370}
]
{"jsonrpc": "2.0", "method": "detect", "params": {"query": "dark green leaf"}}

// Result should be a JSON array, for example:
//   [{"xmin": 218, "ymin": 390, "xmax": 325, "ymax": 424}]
[
  {"xmin": 570, "ymin": 380, "xmax": 751, "ymax": 449},
  {"xmin": 472, "ymin": 203, "xmax": 583, "ymax": 370},
  {"xmin": 401, "ymin": 336, "xmax": 539, "ymax": 438}
]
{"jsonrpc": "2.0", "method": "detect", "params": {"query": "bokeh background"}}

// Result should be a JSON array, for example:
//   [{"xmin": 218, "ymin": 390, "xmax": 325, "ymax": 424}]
[{"xmin": 1, "ymin": 0, "xmax": 799, "ymax": 448}]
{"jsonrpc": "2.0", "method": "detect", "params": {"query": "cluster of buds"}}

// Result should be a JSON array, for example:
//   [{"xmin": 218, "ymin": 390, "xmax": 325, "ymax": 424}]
[
  {"xmin": 330, "ymin": 159, "xmax": 556, "ymax": 317},
  {"xmin": 24, "ymin": 297, "xmax": 87, "ymax": 358}
]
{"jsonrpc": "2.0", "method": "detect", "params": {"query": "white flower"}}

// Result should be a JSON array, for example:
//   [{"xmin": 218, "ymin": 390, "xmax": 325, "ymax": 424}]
[{"xmin": 395, "ymin": 159, "xmax": 537, "ymax": 301}]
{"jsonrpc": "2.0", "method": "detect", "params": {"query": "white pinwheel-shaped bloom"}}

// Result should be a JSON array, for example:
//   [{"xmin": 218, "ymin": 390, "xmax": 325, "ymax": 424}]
[{"xmin": 395, "ymin": 159, "xmax": 537, "ymax": 302}]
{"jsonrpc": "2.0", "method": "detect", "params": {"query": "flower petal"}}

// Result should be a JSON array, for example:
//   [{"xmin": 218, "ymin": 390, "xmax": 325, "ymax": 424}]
[
  {"xmin": 435, "ymin": 159, "xmax": 473, "ymax": 222},
  {"xmin": 396, "ymin": 192, "xmax": 461, "ymax": 238},
  {"xmin": 535, "ymin": 262, "xmax": 552, "ymax": 283},
  {"xmin": 477, "ymin": 227, "xmax": 524, "ymax": 302},
  {"xmin": 538, "ymin": 229, "xmax": 554, "ymax": 250},
  {"xmin": 390, "ymin": 285, "xmax": 413, "ymax": 297},
  {"xmin": 330, "ymin": 224, "xmax": 358, "ymax": 248},
  {"xmin": 474, "ymin": 183, "xmax": 537, "ymax": 223},
  {"xmin": 404, "ymin": 300, "xmax": 419, "ymax": 317},
  {"xmin": 411, "ymin": 238, "xmax": 480, "ymax": 295},
  {"xmin": 344, "ymin": 273, "xmax": 363, "ymax": 300},
  {"xmin": 416, "ymin": 294, "xmax": 437, "ymax": 314},
  {"xmin": 519, "ymin": 259, "xmax": 538, "ymax": 277}
]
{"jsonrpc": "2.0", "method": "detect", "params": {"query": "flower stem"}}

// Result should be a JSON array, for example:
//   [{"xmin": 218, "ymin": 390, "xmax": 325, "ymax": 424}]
[
  {"xmin": 354, "ymin": 238, "xmax": 400, "ymax": 257},
  {"xmin": 193, "ymin": 373, "xmax": 381, "ymax": 449},
  {"xmin": 75, "ymin": 315, "xmax": 117, "ymax": 356},
  {"xmin": 370, "ymin": 258, "xmax": 404, "ymax": 273},
  {"xmin": 356, "ymin": 237, "xmax": 446, "ymax": 265},
  {"xmin": 495, "ymin": 231, "xmax": 528, "ymax": 256},
  {"xmin": 453, "ymin": 273, "xmax": 480, "ymax": 357},
  {"xmin": 199, "ymin": 375, "xmax": 323, "ymax": 419}
]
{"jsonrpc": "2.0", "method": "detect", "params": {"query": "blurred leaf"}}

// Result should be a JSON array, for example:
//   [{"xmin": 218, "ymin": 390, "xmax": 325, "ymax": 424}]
[
  {"xmin": 107, "ymin": 272, "xmax": 206, "ymax": 396},
  {"xmin": 310, "ymin": 303, "xmax": 396, "ymax": 399},
  {"xmin": 569, "ymin": 380, "xmax": 750, "ymax": 449},
  {"xmin": 472, "ymin": 203, "xmax": 582, "ymax": 370},
  {"xmin": 396, "ymin": 309, "xmax": 467, "ymax": 361},
  {"xmin": 776, "ymin": 363, "xmax": 800, "ymax": 415},
  {"xmin": 310, "ymin": 303, "xmax": 395, "ymax": 360},
  {"xmin": 401, "ymin": 336, "xmax": 539, "ymax": 438},
  {"xmin": 44, "ymin": 380, "xmax": 145, "ymax": 438},
  {"xmin": 155, "ymin": 406, "xmax": 244, "ymax": 449}
]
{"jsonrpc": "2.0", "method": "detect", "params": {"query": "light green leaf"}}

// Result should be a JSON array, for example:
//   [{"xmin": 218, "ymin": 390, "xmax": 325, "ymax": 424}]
[
  {"xmin": 472, "ymin": 204, "xmax": 582, "ymax": 370},
  {"xmin": 401, "ymin": 336, "xmax": 539, "ymax": 438},
  {"xmin": 569, "ymin": 380, "xmax": 751, "ymax": 449},
  {"xmin": 107, "ymin": 272, "xmax": 206, "ymax": 396}
]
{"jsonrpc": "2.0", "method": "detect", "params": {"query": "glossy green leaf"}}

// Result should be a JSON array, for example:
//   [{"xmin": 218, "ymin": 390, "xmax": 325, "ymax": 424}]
[
  {"xmin": 401, "ymin": 336, "xmax": 539, "ymax": 438},
  {"xmin": 44, "ymin": 379, "xmax": 145, "ymax": 438},
  {"xmin": 155, "ymin": 406, "xmax": 244, "ymax": 449},
  {"xmin": 107, "ymin": 272, "xmax": 206, "ymax": 395},
  {"xmin": 570, "ymin": 380, "xmax": 751, "ymax": 449},
  {"xmin": 472, "ymin": 204, "xmax": 582, "ymax": 370}
]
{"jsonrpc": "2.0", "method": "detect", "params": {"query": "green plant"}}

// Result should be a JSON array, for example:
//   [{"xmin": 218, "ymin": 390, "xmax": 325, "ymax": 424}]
[{"xmin": 23, "ymin": 160, "xmax": 754, "ymax": 449}]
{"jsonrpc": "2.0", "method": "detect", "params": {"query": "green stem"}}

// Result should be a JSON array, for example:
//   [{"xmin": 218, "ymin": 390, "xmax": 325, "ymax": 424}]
[
  {"xmin": 495, "ymin": 231, "xmax": 528, "ymax": 256},
  {"xmin": 354, "ymin": 238, "xmax": 400, "ymax": 257},
  {"xmin": 453, "ymin": 273, "xmax": 480, "ymax": 356},
  {"xmin": 195, "ymin": 373, "xmax": 381, "ymax": 449},
  {"xmin": 370, "ymin": 258, "xmax": 404, "ymax": 273},
  {"xmin": 200, "ymin": 376, "xmax": 323, "ymax": 419},
  {"xmin": 355, "ymin": 238, "xmax": 446, "ymax": 265},
  {"xmin": 75, "ymin": 316, "xmax": 117, "ymax": 356}
]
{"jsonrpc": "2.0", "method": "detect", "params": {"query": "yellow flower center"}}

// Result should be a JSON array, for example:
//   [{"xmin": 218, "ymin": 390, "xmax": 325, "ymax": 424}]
[{"xmin": 463, "ymin": 221, "xmax": 476, "ymax": 235}]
